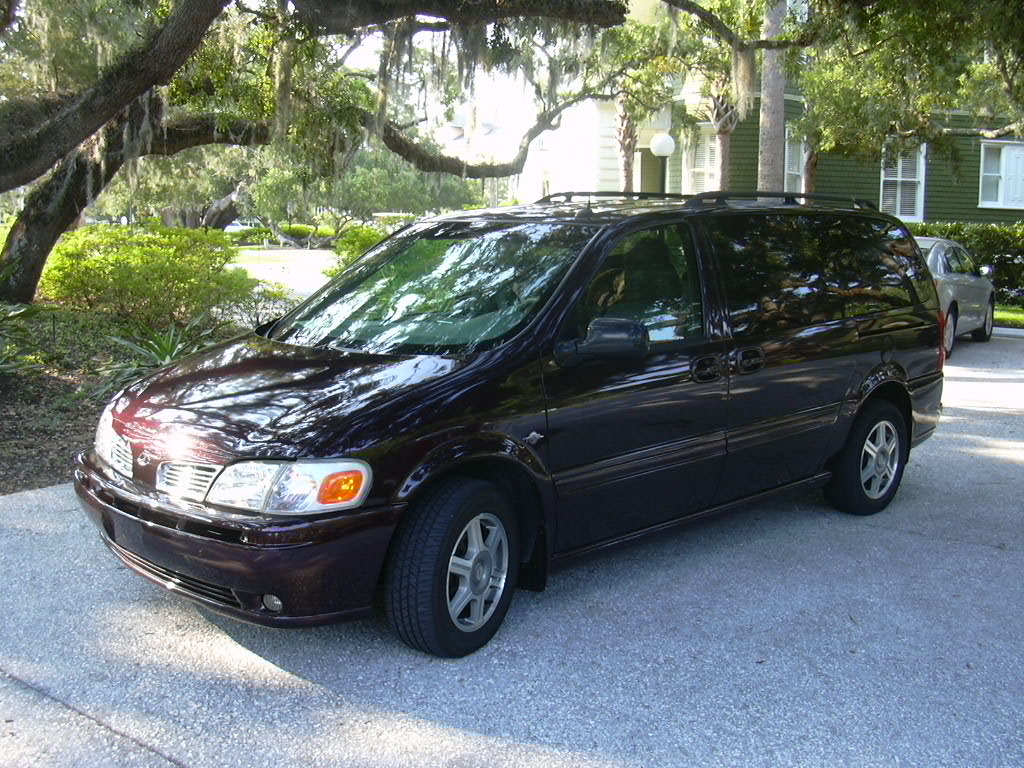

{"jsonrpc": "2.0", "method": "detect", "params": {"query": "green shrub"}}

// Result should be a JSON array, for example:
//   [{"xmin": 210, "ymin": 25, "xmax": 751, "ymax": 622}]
[
  {"xmin": 226, "ymin": 281, "xmax": 298, "ymax": 328},
  {"xmin": 95, "ymin": 316, "xmax": 218, "ymax": 397},
  {"xmin": 0, "ymin": 303, "xmax": 44, "ymax": 375},
  {"xmin": 325, "ymin": 224, "xmax": 387, "ymax": 278},
  {"xmin": 229, "ymin": 226, "xmax": 274, "ymax": 246},
  {"xmin": 909, "ymin": 221, "xmax": 1024, "ymax": 305},
  {"xmin": 40, "ymin": 223, "xmax": 258, "ymax": 329}
]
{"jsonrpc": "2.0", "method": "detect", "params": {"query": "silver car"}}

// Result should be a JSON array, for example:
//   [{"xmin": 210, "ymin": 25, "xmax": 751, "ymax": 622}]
[{"xmin": 915, "ymin": 236, "xmax": 995, "ymax": 357}]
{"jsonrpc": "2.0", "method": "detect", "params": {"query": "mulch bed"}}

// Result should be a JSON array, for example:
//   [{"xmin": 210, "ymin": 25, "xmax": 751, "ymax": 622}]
[{"xmin": 0, "ymin": 371, "xmax": 105, "ymax": 495}]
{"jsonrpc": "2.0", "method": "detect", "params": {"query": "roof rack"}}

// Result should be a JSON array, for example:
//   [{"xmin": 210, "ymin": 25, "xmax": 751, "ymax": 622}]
[
  {"xmin": 536, "ymin": 191, "xmax": 690, "ymax": 203},
  {"xmin": 684, "ymin": 190, "xmax": 877, "ymax": 210}
]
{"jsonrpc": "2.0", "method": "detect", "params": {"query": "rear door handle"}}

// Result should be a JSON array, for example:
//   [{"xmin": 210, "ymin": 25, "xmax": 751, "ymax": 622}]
[
  {"xmin": 691, "ymin": 354, "xmax": 723, "ymax": 383},
  {"xmin": 732, "ymin": 346, "xmax": 765, "ymax": 375}
]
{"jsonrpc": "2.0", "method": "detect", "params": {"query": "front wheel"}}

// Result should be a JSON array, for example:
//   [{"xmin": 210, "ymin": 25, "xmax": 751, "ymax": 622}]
[
  {"xmin": 971, "ymin": 300, "xmax": 994, "ymax": 342},
  {"xmin": 825, "ymin": 400, "xmax": 909, "ymax": 515},
  {"xmin": 385, "ymin": 477, "xmax": 519, "ymax": 657}
]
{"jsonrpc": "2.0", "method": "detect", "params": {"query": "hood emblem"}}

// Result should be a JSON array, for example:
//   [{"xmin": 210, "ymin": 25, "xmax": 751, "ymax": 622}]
[{"xmin": 523, "ymin": 431, "xmax": 545, "ymax": 446}]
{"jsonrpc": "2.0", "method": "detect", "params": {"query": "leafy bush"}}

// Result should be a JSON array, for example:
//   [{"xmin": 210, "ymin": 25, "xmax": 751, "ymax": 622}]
[
  {"xmin": 226, "ymin": 281, "xmax": 298, "ymax": 328},
  {"xmin": 229, "ymin": 226, "xmax": 274, "ymax": 246},
  {"xmin": 0, "ymin": 303, "xmax": 44, "ymax": 375},
  {"xmin": 909, "ymin": 221, "xmax": 1024, "ymax": 305},
  {"xmin": 40, "ymin": 223, "xmax": 258, "ymax": 328},
  {"xmin": 96, "ymin": 317, "xmax": 217, "ymax": 397},
  {"xmin": 325, "ymin": 224, "xmax": 387, "ymax": 278},
  {"xmin": 279, "ymin": 223, "xmax": 335, "ymax": 240}
]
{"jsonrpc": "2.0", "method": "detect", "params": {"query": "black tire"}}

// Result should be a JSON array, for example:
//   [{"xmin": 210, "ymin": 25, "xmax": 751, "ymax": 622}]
[
  {"xmin": 385, "ymin": 477, "xmax": 519, "ymax": 657},
  {"xmin": 944, "ymin": 305, "xmax": 957, "ymax": 358},
  {"xmin": 971, "ymin": 299, "xmax": 994, "ymax": 342},
  {"xmin": 825, "ymin": 400, "xmax": 909, "ymax": 516}
]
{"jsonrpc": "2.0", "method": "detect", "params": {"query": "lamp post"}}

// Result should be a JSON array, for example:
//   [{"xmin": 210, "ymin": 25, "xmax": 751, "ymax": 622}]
[{"xmin": 649, "ymin": 132, "xmax": 676, "ymax": 194}]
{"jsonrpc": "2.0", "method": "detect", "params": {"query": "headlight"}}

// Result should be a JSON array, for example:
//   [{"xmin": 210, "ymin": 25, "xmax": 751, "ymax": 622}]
[{"xmin": 205, "ymin": 459, "xmax": 372, "ymax": 515}]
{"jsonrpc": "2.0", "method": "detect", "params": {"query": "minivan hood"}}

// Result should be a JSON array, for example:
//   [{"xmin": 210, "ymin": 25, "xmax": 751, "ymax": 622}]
[{"xmin": 111, "ymin": 334, "xmax": 462, "ymax": 464}]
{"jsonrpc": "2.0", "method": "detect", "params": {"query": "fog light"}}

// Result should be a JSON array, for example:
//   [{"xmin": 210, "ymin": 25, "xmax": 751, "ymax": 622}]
[{"xmin": 262, "ymin": 594, "xmax": 283, "ymax": 613}]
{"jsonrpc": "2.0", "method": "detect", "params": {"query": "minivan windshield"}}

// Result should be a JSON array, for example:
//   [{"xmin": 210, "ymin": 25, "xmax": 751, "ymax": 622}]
[{"xmin": 268, "ymin": 220, "xmax": 597, "ymax": 355}]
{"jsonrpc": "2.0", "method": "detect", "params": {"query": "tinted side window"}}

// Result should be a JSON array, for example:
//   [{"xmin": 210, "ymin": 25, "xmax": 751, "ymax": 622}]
[
  {"xmin": 834, "ymin": 217, "xmax": 923, "ymax": 316},
  {"xmin": 702, "ymin": 214, "xmax": 845, "ymax": 337},
  {"xmin": 580, "ymin": 223, "xmax": 704, "ymax": 342},
  {"xmin": 704, "ymin": 213, "xmax": 928, "ymax": 337}
]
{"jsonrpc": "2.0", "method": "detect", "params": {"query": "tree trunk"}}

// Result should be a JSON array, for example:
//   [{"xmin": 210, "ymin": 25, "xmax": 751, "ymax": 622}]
[
  {"xmin": 757, "ymin": 0, "xmax": 787, "ymax": 192},
  {"xmin": 618, "ymin": 100, "xmax": 638, "ymax": 193},
  {"xmin": 717, "ymin": 130, "xmax": 732, "ymax": 191},
  {"xmin": 0, "ymin": 106, "xmax": 271, "ymax": 303},
  {"xmin": 803, "ymin": 147, "xmax": 818, "ymax": 194}
]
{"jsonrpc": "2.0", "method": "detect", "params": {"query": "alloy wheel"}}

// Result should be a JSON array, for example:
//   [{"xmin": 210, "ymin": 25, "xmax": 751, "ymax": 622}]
[
  {"xmin": 446, "ymin": 512, "xmax": 509, "ymax": 632},
  {"xmin": 860, "ymin": 420, "xmax": 900, "ymax": 500}
]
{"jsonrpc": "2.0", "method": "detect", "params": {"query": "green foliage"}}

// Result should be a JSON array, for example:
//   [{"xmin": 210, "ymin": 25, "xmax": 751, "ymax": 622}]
[
  {"xmin": 229, "ymin": 226, "xmax": 274, "ymax": 245},
  {"xmin": 229, "ymin": 281, "xmax": 299, "ymax": 328},
  {"xmin": 0, "ymin": 303, "xmax": 45, "ymax": 375},
  {"xmin": 995, "ymin": 304, "xmax": 1024, "ymax": 328},
  {"xmin": 909, "ymin": 221, "xmax": 1024, "ymax": 304},
  {"xmin": 39, "ymin": 223, "xmax": 258, "ymax": 328},
  {"xmin": 326, "ymin": 224, "xmax": 387, "ymax": 277},
  {"xmin": 279, "ymin": 223, "xmax": 334, "ymax": 240},
  {"xmin": 797, "ymin": 1, "xmax": 1024, "ymax": 156},
  {"xmin": 95, "ymin": 317, "xmax": 218, "ymax": 396}
]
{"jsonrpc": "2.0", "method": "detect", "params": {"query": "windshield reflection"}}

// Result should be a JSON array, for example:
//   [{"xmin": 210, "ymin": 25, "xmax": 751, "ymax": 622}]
[{"xmin": 269, "ymin": 220, "xmax": 597, "ymax": 355}]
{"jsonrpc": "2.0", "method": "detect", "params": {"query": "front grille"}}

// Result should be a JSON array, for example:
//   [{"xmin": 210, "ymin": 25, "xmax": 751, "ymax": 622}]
[
  {"xmin": 108, "ymin": 539, "xmax": 244, "ymax": 609},
  {"xmin": 156, "ymin": 462, "xmax": 222, "ymax": 502},
  {"xmin": 110, "ymin": 437, "xmax": 133, "ymax": 477}
]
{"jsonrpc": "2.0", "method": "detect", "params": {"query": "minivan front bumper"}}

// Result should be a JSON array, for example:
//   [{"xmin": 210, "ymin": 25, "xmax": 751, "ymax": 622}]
[{"xmin": 74, "ymin": 452, "xmax": 402, "ymax": 627}]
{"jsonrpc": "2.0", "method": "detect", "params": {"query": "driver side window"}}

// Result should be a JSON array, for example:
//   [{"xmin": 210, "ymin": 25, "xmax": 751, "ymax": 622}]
[{"xmin": 579, "ymin": 224, "xmax": 704, "ymax": 342}]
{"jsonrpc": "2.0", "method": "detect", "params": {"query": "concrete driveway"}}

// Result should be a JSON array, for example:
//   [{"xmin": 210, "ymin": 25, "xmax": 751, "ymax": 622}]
[{"xmin": 1, "ymin": 335, "xmax": 1022, "ymax": 768}]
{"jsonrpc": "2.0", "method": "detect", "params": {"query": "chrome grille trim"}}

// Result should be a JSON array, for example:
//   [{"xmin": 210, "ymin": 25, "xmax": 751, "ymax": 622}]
[{"xmin": 156, "ymin": 462, "xmax": 222, "ymax": 502}]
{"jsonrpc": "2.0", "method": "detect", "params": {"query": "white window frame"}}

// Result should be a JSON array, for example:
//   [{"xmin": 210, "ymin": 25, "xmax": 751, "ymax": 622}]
[
  {"xmin": 879, "ymin": 144, "xmax": 926, "ymax": 222},
  {"xmin": 686, "ymin": 125, "xmax": 719, "ymax": 194},
  {"xmin": 784, "ymin": 125, "xmax": 806, "ymax": 194},
  {"xmin": 978, "ymin": 140, "xmax": 1024, "ymax": 210}
]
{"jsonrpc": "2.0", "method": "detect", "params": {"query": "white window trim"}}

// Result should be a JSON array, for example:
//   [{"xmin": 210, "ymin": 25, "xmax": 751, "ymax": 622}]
[
  {"xmin": 686, "ymin": 124, "xmax": 719, "ymax": 194},
  {"xmin": 978, "ymin": 140, "xmax": 1024, "ymax": 210},
  {"xmin": 879, "ymin": 144, "xmax": 927, "ymax": 222},
  {"xmin": 784, "ymin": 125, "xmax": 806, "ymax": 194}
]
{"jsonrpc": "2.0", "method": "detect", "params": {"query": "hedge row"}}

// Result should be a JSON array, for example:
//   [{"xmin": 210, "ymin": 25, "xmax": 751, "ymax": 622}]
[{"xmin": 908, "ymin": 221, "xmax": 1024, "ymax": 305}]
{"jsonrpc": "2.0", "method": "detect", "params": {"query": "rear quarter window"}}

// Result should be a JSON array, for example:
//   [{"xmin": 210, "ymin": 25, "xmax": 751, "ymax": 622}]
[{"xmin": 703, "ymin": 213, "xmax": 934, "ymax": 337}]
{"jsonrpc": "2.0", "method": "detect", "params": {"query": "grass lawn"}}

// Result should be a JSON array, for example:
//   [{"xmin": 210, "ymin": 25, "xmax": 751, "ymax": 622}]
[
  {"xmin": 995, "ymin": 304, "xmax": 1024, "ymax": 329},
  {"xmin": 234, "ymin": 247, "xmax": 334, "ymax": 269}
]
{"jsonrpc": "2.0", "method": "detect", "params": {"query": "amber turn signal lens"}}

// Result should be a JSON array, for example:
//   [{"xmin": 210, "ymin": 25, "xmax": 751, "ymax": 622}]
[{"xmin": 318, "ymin": 470, "xmax": 365, "ymax": 505}]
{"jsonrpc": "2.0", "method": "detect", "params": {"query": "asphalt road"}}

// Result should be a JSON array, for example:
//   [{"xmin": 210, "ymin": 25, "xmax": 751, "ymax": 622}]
[{"xmin": 1, "ymin": 335, "xmax": 1022, "ymax": 768}]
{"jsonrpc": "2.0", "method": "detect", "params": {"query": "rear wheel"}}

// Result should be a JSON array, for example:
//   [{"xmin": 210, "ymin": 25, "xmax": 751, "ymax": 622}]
[
  {"xmin": 943, "ymin": 305, "xmax": 958, "ymax": 358},
  {"xmin": 971, "ymin": 299, "xmax": 994, "ymax": 342},
  {"xmin": 825, "ymin": 400, "xmax": 909, "ymax": 516},
  {"xmin": 385, "ymin": 477, "xmax": 519, "ymax": 657}
]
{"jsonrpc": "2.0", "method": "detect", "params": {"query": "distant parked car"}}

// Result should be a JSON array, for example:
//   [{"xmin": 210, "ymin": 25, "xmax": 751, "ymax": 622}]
[
  {"xmin": 224, "ymin": 218, "xmax": 261, "ymax": 233},
  {"xmin": 915, "ymin": 236, "xmax": 995, "ymax": 356}
]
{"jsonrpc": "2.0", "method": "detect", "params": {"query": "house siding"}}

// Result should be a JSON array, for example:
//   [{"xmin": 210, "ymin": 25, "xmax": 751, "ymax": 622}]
[{"xmin": 724, "ymin": 98, "xmax": 805, "ymax": 192}]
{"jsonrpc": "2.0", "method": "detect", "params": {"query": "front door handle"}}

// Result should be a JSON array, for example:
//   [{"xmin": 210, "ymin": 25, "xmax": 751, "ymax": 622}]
[
  {"xmin": 691, "ymin": 354, "xmax": 723, "ymax": 383},
  {"xmin": 732, "ymin": 346, "xmax": 765, "ymax": 375}
]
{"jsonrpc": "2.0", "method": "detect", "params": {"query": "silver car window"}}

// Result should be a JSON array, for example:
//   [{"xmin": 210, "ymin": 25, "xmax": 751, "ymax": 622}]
[{"xmin": 954, "ymin": 247, "xmax": 977, "ymax": 275}]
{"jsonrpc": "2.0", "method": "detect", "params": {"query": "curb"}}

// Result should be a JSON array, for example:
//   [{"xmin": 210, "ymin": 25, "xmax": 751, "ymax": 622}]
[{"xmin": 993, "ymin": 326, "xmax": 1024, "ymax": 338}]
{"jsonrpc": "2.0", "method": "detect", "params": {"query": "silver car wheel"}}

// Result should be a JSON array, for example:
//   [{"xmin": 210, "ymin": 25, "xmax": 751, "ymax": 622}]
[
  {"xmin": 985, "ymin": 303, "xmax": 994, "ymax": 336},
  {"xmin": 447, "ymin": 512, "xmax": 509, "ymax": 632},
  {"xmin": 860, "ymin": 420, "xmax": 900, "ymax": 500},
  {"xmin": 943, "ymin": 311, "xmax": 956, "ymax": 355}
]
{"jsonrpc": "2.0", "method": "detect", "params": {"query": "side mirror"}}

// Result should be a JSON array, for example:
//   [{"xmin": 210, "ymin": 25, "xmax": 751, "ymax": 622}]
[
  {"xmin": 979, "ymin": 264, "xmax": 994, "ymax": 278},
  {"xmin": 554, "ymin": 317, "xmax": 649, "ymax": 367}
]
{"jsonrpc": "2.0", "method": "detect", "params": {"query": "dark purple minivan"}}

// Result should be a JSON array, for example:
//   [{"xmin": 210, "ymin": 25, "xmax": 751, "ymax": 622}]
[{"xmin": 76, "ymin": 191, "xmax": 943, "ymax": 656}]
